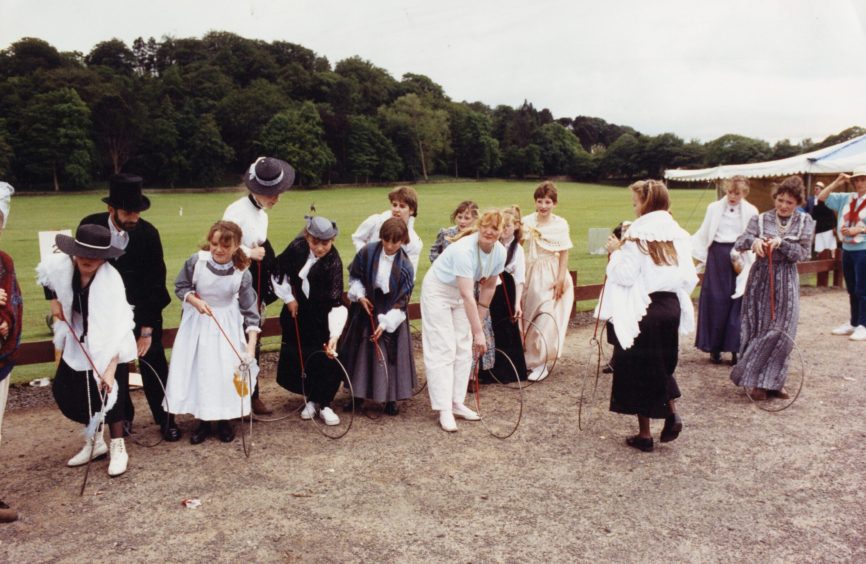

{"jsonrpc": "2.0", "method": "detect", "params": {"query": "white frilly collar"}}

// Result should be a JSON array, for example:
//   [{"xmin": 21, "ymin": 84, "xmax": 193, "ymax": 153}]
[{"xmin": 624, "ymin": 210, "xmax": 690, "ymax": 243}]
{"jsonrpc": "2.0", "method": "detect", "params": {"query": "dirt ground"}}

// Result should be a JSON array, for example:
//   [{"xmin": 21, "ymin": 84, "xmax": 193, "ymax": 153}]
[{"xmin": 1, "ymin": 287, "xmax": 864, "ymax": 563}]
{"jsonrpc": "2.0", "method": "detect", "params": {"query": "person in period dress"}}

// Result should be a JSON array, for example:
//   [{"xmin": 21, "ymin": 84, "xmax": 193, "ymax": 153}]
[
  {"xmin": 223, "ymin": 156, "xmax": 295, "ymax": 416},
  {"xmin": 0, "ymin": 183, "xmax": 23, "ymax": 521},
  {"xmin": 597, "ymin": 180, "xmax": 698, "ymax": 452},
  {"xmin": 421, "ymin": 209, "xmax": 506, "ymax": 432},
  {"xmin": 818, "ymin": 166, "xmax": 866, "ymax": 341},
  {"xmin": 731, "ymin": 176, "xmax": 815, "ymax": 400},
  {"xmin": 164, "ymin": 221, "xmax": 261, "ymax": 444},
  {"xmin": 79, "ymin": 174, "xmax": 173, "ymax": 439},
  {"xmin": 341, "ymin": 218, "xmax": 416, "ymax": 416},
  {"xmin": 691, "ymin": 175, "xmax": 759, "ymax": 365},
  {"xmin": 38, "ymin": 225, "xmax": 137, "ymax": 476},
  {"xmin": 273, "ymin": 216, "xmax": 348, "ymax": 426},
  {"xmin": 352, "ymin": 186, "xmax": 423, "ymax": 277},
  {"xmin": 483, "ymin": 205, "xmax": 527, "ymax": 383},
  {"xmin": 428, "ymin": 200, "xmax": 478, "ymax": 263},
  {"xmin": 521, "ymin": 181, "xmax": 574, "ymax": 381},
  {"xmin": 804, "ymin": 181, "xmax": 838, "ymax": 260}
]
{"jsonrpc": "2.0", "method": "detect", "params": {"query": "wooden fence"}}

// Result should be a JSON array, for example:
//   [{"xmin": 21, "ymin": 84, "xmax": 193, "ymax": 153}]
[{"xmin": 13, "ymin": 257, "xmax": 843, "ymax": 366}]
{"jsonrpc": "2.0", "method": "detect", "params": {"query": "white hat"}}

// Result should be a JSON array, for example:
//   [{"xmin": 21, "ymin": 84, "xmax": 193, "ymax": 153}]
[
  {"xmin": 851, "ymin": 166, "xmax": 866, "ymax": 179},
  {"xmin": 0, "ymin": 182, "xmax": 13, "ymax": 228}
]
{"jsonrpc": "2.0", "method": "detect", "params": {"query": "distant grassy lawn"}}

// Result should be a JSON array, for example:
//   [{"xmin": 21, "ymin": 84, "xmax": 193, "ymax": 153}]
[{"xmin": 7, "ymin": 180, "xmax": 720, "ymax": 383}]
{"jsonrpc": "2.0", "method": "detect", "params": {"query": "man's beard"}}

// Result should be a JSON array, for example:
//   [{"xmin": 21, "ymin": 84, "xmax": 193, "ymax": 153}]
[{"xmin": 114, "ymin": 212, "xmax": 138, "ymax": 232}]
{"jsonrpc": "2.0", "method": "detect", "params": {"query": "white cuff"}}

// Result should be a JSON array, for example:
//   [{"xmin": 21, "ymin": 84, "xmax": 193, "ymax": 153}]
[
  {"xmin": 240, "ymin": 244, "xmax": 252, "ymax": 258},
  {"xmin": 182, "ymin": 291, "xmax": 196, "ymax": 303},
  {"xmin": 347, "ymin": 279, "xmax": 366, "ymax": 302},
  {"xmin": 270, "ymin": 275, "xmax": 295, "ymax": 304},
  {"xmin": 328, "ymin": 305, "xmax": 348, "ymax": 338},
  {"xmin": 377, "ymin": 309, "xmax": 406, "ymax": 333},
  {"xmin": 245, "ymin": 326, "xmax": 262, "ymax": 334}
]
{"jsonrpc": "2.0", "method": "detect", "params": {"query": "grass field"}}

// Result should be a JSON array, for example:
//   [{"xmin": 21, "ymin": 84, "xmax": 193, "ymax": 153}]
[{"xmin": 6, "ymin": 180, "xmax": 721, "ymax": 382}]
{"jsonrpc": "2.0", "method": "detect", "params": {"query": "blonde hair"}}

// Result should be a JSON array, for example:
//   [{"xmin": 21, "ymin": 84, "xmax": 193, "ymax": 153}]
[
  {"xmin": 202, "ymin": 220, "xmax": 251, "ymax": 270},
  {"xmin": 451, "ymin": 208, "xmax": 505, "ymax": 243},
  {"xmin": 627, "ymin": 179, "xmax": 678, "ymax": 267},
  {"xmin": 724, "ymin": 175, "xmax": 751, "ymax": 196},
  {"xmin": 501, "ymin": 205, "xmax": 523, "ymax": 242}
]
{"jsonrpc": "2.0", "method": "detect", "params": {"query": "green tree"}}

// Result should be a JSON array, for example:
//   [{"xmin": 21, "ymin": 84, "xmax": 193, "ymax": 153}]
[
  {"xmin": 18, "ymin": 88, "xmax": 94, "ymax": 190},
  {"xmin": 0, "ymin": 120, "xmax": 13, "ymax": 179},
  {"xmin": 815, "ymin": 126, "xmax": 866, "ymax": 149},
  {"xmin": 0, "ymin": 37, "xmax": 65, "ymax": 78},
  {"xmin": 771, "ymin": 138, "xmax": 800, "ymax": 160},
  {"xmin": 256, "ymin": 102, "xmax": 336, "ymax": 186},
  {"xmin": 215, "ymin": 78, "xmax": 289, "ymax": 167},
  {"xmin": 599, "ymin": 133, "xmax": 644, "ymax": 179},
  {"xmin": 532, "ymin": 122, "xmax": 587, "ymax": 176},
  {"xmin": 179, "ymin": 112, "xmax": 234, "ymax": 186},
  {"xmin": 501, "ymin": 144, "xmax": 543, "ymax": 178},
  {"xmin": 704, "ymin": 134, "xmax": 771, "ymax": 165},
  {"xmin": 345, "ymin": 115, "xmax": 402, "ymax": 183},
  {"xmin": 334, "ymin": 56, "xmax": 397, "ymax": 115},
  {"xmin": 449, "ymin": 104, "xmax": 500, "ymax": 178},
  {"xmin": 378, "ymin": 93, "xmax": 450, "ymax": 180},
  {"xmin": 85, "ymin": 39, "xmax": 135, "ymax": 75}
]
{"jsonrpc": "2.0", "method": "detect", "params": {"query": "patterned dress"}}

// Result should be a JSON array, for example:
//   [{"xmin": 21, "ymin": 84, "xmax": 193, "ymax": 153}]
[{"xmin": 730, "ymin": 211, "xmax": 815, "ymax": 391}]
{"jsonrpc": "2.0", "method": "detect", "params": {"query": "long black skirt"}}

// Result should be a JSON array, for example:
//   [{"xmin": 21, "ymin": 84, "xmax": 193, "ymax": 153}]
[
  {"xmin": 609, "ymin": 292, "xmax": 681, "ymax": 419},
  {"xmin": 487, "ymin": 273, "xmax": 527, "ymax": 382},
  {"xmin": 276, "ymin": 302, "xmax": 342, "ymax": 406},
  {"xmin": 340, "ymin": 291, "xmax": 417, "ymax": 402},
  {"xmin": 695, "ymin": 242, "xmax": 742, "ymax": 353},
  {"xmin": 52, "ymin": 359, "xmax": 129, "ymax": 425}
]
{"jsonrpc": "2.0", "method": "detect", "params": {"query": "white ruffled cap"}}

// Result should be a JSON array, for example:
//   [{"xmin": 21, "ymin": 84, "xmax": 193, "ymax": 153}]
[{"xmin": 0, "ymin": 182, "xmax": 13, "ymax": 228}]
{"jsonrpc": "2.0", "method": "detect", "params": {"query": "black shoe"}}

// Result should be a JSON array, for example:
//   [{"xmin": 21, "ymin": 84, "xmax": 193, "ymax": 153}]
[
  {"xmin": 602, "ymin": 363, "xmax": 614, "ymax": 374},
  {"xmin": 626, "ymin": 435, "xmax": 654, "ymax": 452},
  {"xmin": 190, "ymin": 420, "xmax": 211, "ymax": 445},
  {"xmin": 216, "ymin": 420, "xmax": 235, "ymax": 443},
  {"xmin": 710, "ymin": 351, "xmax": 722, "ymax": 364},
  {"xmin": 163, "ymin": 416, "xmax": 181, "ymax": 442},
  {"xmin": 660, "ymin": 414, "xmax": 683, "ymax": 443},
  {"xmin": 384, "ymin": 401, "xmax": 399, "ymax": 416},
  {"xmin": 730, "ymin": 353, "xmax": 738, "ymax": 366}
]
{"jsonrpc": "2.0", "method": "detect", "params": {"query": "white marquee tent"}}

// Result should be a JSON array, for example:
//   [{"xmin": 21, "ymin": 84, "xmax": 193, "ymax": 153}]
[{"xmin": 664, "ymin": 134, "xmax": 866, "ymax": 182}]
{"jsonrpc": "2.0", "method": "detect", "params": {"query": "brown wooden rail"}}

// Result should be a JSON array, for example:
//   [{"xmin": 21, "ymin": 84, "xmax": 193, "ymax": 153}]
[{"xmin": 13, "ymin": 257, "xmax": 843, "ymax": 366}]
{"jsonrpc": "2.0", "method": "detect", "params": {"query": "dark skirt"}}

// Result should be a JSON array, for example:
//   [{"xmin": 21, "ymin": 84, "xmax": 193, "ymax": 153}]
[
  {"xmin": 340, "ymin": 291, "xmax": 417, "ymax": 402},
  {"xmin": 276, "ymin": 302, "xmax": 343, "ymax": 406},
  {"xmin": 695, "ymin": 242, "xmax": 742, "ymax": 353},
  {"xmin": 609, "ymin": 292, "xmax": 681, "ymax": 419},
  {"xmin": 52, "ymin": 359, "xmax": 129, "ymax": 425},
  {"xmin": 487, "ymin": 273, "xmax": 527, "ymax": 382}
]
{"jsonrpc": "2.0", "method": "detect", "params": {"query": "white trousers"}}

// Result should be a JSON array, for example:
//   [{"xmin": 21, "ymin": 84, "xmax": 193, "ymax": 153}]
[
  {"xmin": 421, "ymin": 273, "xmax": 472, "ymax": 411},
  {"xmin": 0, "ymin": 375, "xmax": 9, "ymax": 446}
]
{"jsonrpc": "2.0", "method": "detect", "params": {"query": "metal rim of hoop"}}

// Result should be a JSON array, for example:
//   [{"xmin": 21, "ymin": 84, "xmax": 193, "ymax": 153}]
[
  {"xmin": 300, "ymin": 350, "xmax": 355, "ymax": 440},
  {"xmin": 361, "ymin": 330, "xmax": 391, "ymax": 421},
  {"xmin": 525, "ymin": 310, "xmax": 561, "ymax": 382},
  {"xmin": 489, "ymin": 315, "xmax": 546, "ymax": 390},
  {"xmin": 578, "ymin": 322, "xmax": 609, "ymax": 432},
  {"xmin": 742, "ymin": 329, "xmax": 805, "ymax": 413},
  {"xmin": 470, "ymin": 348, "xmax": 524, "ymax": 439}
]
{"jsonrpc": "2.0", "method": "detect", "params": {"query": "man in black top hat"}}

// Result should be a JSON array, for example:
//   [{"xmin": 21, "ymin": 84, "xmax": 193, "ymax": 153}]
[{"xmin": 79, "ymin": 174, "xmax": 176, "ymax": 440}]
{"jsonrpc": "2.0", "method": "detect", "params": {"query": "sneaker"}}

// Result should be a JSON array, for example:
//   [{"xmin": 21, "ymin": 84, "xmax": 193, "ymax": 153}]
[
  {"xmin": 300, "ymin": 401, "xmax": 317, "ymax": 420},
  {"xmin": 452, "ymin": 403, "xmax": 481, "ymax": 421},
  {"xmin": 67, "ymin": 434, "xmax": 108, "ymax": 467},
  {"xmin": 107, "ymin": 438, "xmax": 128, "ymax": 477},
  {"xmin": 319, "ymin": 406, "xmax": 340, "ymax": 426},
  {"xmin": 831, "ymin": 323, "xmax": 855, "ymax": 336},
  {"xmin": 849, "ymin": 326, "xmax": 866, "ymax": 341},
  {"xmin": 439, "ymin": 411, "xmax": 458, "ymax": 432},
  {"xmin": 527, "ymin": 365, "xmax": 549, "ymax": 382}
]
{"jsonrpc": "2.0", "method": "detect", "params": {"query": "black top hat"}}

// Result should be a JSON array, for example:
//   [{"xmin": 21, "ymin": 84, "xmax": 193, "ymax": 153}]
[
  {"xmin": 244, "ymin": 157, "xmax": 296, "ymax": 196},
  {"xmin": 102, "ymin": 174, "xmax": 151, "ymax": 212},
  {"xmin": 56, "ymin": 224, "xmax": 125, "ymax": 260}
]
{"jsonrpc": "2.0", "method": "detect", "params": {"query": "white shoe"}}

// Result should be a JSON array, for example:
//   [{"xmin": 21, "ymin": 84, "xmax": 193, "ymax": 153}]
[
  {"xmin": 439, "ymin": 411, "xmax": 458, "ymax": 432},
  {"xmin": 850, "ymin": 326, "xmax": 866, "ymax": 341},
  {"xmin": 452, "ymin": 403, "xmax": 481, "ymax": 421},
  {"xmin": 527, "ymin": 365, "xmax": 549, "ymax": 382},
  {"xmin": 319, "ymin": 406, "xmax": 340, "ymax": 426},
  {"xmin": 300, "ymin": 401, "xmax": 317, "ymax": 420},
  {"xmin": 67, "ymin": 434, "xmax": 107, "ymax": 467},
  {"xmin": 831, "ymin": 323, "xmax": 855, "ymax": 336},
  {"xmin": 107, "ymin": 438, "xmax": 128, "ymax": 477}
]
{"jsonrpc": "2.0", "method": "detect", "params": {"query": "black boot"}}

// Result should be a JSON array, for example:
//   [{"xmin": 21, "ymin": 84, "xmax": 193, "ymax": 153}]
[
  {"xmin": 384, "ymin": 401, "xmax": 399, "ymax": 416},
  {"xmin": 190, "ymin": 420, "xmax": 211, "ymax": 445},
  {"xmin": 730, "ymin": 352, "xmax": 738, "ymax": 366},
  {"xmin": 710, "ymin": 351, "xmax": 722, "ymax": 364},
  {"xmin": 216, "ymin": 420, "xmax": 235, "ymax": 443},
  {"xmin": 163, "ymin": 414, "xmax": 181, "ymax": 442}
]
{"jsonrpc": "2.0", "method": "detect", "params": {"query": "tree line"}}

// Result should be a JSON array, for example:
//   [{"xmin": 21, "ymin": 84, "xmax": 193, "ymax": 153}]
[{"xmin": 0, "ymin": 34, "xmax": 862, "ymax": 190}]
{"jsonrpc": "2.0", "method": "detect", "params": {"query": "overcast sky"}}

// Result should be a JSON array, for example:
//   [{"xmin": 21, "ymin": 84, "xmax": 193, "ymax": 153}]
[{"xmin": 2, "ymin": 0, "xmax": 865, "ymax": 143}]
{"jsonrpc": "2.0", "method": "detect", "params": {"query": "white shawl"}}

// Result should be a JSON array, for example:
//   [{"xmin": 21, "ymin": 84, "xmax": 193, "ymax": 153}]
[
  {"xmin": 37, "ymin": 254, "xmax": 137, "ymax": 376},
  {"xmin": 691, "ymin": 197, "xmax": 758, "ymax": 299},
  {"xmin": 594, "ymin": 211, "xmax": 698, "ymax": 350}
]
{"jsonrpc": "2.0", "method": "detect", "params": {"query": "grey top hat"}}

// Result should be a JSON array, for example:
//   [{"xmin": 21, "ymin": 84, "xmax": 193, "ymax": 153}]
[
  {"xmin": 244, "ymin": 156, "xmax": 296, "ymax": 196},
  {"xmin": 304, "ymin": 215, "xmax": 339, "ymax": 240},
  {"xmin": 56, "ymin": 224, "xmax": 125, "ymax": 260}
]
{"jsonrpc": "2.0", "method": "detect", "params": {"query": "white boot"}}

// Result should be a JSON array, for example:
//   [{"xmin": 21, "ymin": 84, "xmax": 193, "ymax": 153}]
[
  {"xmin": 67, "ymin": 431, "xmax": 108, "ymax": 467},
  {"xmin": 439, "ymin": 410, "xmax": 458, "ymax": 432},
  {"xmin": 107, "ymin": 438, "xmax": 128, "ymax": 477}
]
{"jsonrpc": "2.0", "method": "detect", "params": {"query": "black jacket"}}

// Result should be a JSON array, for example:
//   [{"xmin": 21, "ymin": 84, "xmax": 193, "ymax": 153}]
[{"xmin": 80, "ymin": 212, "xmax": 171, "ymax": 328}]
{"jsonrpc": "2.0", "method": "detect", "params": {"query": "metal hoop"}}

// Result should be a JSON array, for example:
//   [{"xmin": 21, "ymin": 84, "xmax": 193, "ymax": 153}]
[
  {"xmin": 470, "ymin": 348, "xmax": 524, "ymax": 439},
  {"xmin": 126, "ymin": 358, "xmax": 169, "ymax": 448},
  {"xmin": 361, "ymin": 329, "xmax": 391, "ymax": 421},
  {"xmin": 741, "ymin": 329, "xmax": 805, "ymax": 413},
  {"xmin": 238, "ymin": 362, "xmax": 254, "ymax": 457},
  {"xmin": 578, "ymin": 324, "xmax": 609, "ymax": 431},
  {"xmin": 301, "ymin": 350, "xmax": 355, "ymax": 439}
]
